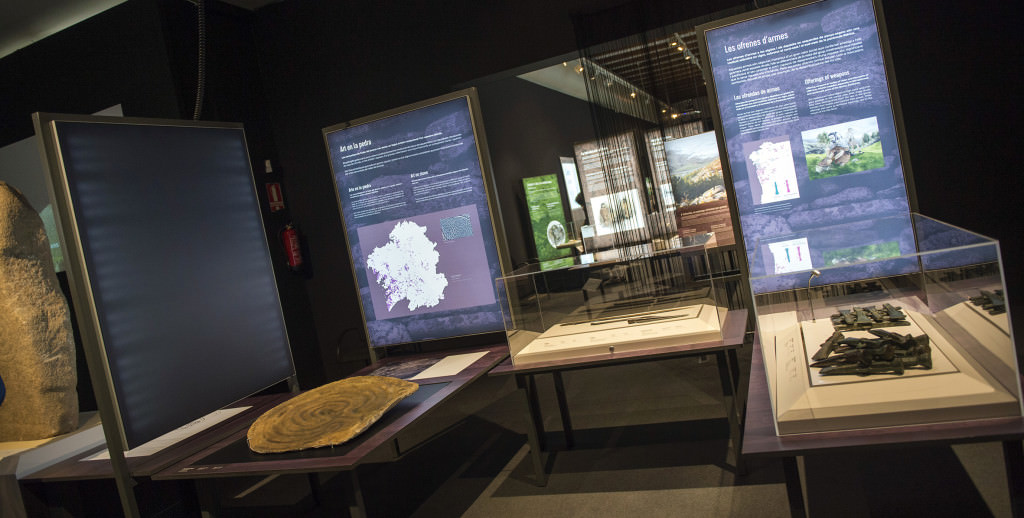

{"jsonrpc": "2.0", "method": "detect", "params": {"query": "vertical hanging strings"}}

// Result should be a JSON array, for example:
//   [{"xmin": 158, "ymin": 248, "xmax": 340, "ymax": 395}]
[{"xmin": 192, "ymin": 0, "xmax": 207, "ymax": 121}]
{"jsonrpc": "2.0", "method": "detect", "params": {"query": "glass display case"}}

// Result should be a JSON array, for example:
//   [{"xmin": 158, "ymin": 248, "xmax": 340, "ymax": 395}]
[
  {"xmin": 751, "ymin": 213, "xmax": 1022, "ymax": 435},
  {"xmin": 496, "ymin": 234, "xmax": 728, "ymax": 366}
]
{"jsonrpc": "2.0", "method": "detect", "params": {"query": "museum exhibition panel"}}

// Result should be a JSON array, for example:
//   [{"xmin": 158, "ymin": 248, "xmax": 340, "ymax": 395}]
[
  {"xmin": 697, "ymin": 0, "xmax": 1022, "ymax": 436},
  {"xmin": 0, "ymin": 0, "xmax": 1021, "ymax": 516},
  {"xmin": 322, "ymin": 89, "xmax": 511, "ymax": 354}
]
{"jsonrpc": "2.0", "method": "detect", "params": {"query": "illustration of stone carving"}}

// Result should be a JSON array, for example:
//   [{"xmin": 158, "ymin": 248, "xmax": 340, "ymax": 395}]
[
  {"xmin": 247, "ymin": 376, "xmax": 418, "ymax": 453},
  {"xmin": 369, "ymin": 358, "xmax": 441, "ymax": 379},
  {"xmin": 546, "ymin": 220, "xmax": 566, "ymax": 247},
  {"xmin": 0, "ymin": 182, "xmax": 77, "ymax": 440},
  {"xmin": 440, "ymin": 214, "xmax": 473, "ymax": 241}
]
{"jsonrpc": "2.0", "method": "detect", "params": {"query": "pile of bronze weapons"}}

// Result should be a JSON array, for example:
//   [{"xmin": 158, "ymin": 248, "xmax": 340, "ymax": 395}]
[{"xmin": 810, "ymin": 328, "xmax": 932, "ymax": 376}]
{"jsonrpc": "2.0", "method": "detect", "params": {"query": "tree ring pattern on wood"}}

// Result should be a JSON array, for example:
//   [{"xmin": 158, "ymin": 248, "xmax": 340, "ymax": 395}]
[{"xmin": 247, "ymin": 375, "xmax": 418, "ymax": 453}]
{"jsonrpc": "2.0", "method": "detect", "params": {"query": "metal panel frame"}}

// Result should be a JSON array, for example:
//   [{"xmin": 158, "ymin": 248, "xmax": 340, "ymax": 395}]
[{"xmin": 321, "ymin": 88, "xmax": 512, "ymax": 353}]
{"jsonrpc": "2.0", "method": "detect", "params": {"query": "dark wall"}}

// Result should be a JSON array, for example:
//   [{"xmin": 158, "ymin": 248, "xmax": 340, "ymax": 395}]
[
  {"xmin": 0, "ymin": 1, "xmax": 178, "ymax": 143},
  {"xmin": 475, "ymin": 78, "xmax": 597, "ymax": 268},
  {"xmin": 156, "ymin": 0, "xmax": 326, "ymax": 387},
  {"xmin": 881, "ymin": 0, "xmax": 1023, "ymax": 340},
  {"xmin": 0, "ymin": 0, "xmax": 325, "ymax": 388}
]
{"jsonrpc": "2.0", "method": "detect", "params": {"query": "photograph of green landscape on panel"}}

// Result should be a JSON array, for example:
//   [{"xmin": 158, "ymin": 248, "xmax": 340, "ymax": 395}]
[
  {"xmin": 523, "ymin": 174, "xmax": 572, "ymax": 261},
  {"xmin": 802, "ymin": 116, "xmax": 884, "ymax": 180},
  {"xmin": 823, "ymin": 241, "xmax": 901, "ymax": 266}
]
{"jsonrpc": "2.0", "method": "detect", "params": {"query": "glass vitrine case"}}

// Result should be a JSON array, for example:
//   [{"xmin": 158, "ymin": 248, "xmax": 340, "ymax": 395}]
[
  {"xmin": 751, "ymin": 213, "xmax": 1022, "ymax": 435},
  {"xmin": 496, "ymin": 234, "xmax": 728, "ymax": 366}
]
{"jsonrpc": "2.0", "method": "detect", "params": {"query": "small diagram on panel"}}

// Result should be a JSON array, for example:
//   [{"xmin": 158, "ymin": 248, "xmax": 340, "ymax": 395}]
[
  {"xmin": 801, "ymin": 116, "xmax": 883, "ymax": 180},
  {"xmin": 744, "ymin": 136, "xmax": 800, "ymax": 205},
  {"xmin": 766, "ymin": 237, "xmax": 813, "ymax": 274}
]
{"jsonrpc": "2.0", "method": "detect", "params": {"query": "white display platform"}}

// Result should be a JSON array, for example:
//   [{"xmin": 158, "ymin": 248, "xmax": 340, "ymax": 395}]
[
  {"xmin": 0, "ymin": 413, "xmax": 105, "ymax": 479},
  {"xmin": 760, "ymin": 302, "xmax": 1021, "ymax": 434},
  {"xmin": 511, "ymin": 304, "xmax": 725, "ymax": 365}
]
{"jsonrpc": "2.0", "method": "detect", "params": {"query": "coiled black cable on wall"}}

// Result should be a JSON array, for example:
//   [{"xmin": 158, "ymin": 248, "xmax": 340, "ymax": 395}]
[{"xmin": 192, "ymin": 0, "xmax": 206, "ymax": 120}]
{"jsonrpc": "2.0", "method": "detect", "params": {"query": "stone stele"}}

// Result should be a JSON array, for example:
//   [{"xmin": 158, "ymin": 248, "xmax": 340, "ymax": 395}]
[
  {"xmin": 247, "ymin": 376, "xmax": 418, "ymax": 453},
  {"xmin": 0, "ymin": 182, "xmax": 78, "ymax": 440}
]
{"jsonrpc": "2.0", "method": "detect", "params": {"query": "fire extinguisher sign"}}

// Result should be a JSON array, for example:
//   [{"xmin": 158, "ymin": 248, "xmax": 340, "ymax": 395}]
[{"xmin": 266, "ymin": 182, "xmax": 285, "ymax": 212}]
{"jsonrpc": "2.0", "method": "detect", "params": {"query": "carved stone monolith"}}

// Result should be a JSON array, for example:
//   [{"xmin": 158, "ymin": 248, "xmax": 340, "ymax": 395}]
[{"xmin": 0, "ymin": 182, "xmax": 77, "ymax": 440}]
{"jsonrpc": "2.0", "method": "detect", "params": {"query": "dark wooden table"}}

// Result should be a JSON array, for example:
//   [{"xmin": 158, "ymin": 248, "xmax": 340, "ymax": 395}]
[
  {"xmin": 489, "ymin": 309, "xmax": 750, "ymax": 486},
  {"xmin": 18, "ymin": 395, "xmax": 290, "ymax": 483},
  {"xmin": 742, "ymin": 340, "xmax": 1024, "ymax": 518},
  {"xmin": 10, "ymin": 394, "xmax": 288, "ymax": 517},
  {"xmin": 152, "ymin": 343, "xmax": 509, "ymax": 517}
]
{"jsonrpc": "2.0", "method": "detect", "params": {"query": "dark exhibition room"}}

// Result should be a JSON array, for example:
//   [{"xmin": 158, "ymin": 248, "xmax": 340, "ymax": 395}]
[{"xmin": 1, "ymin": 0, "xmax": 1022, "ymax": 517}]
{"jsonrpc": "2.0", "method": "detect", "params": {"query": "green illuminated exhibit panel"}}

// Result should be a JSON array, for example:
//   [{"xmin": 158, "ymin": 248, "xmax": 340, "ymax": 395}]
[{"xmin": 522, "ymin": 174, "xmax": 572, "ymax": 261}]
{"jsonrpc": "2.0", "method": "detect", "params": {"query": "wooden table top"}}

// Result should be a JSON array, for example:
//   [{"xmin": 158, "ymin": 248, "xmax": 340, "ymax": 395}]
[
  {"xmin": 20, "ymin": 393, "xmax": 290, "ymax": 482},
  {"xmin": 152, "ymin": 343, "xmax": 509, "ymax": 479}
]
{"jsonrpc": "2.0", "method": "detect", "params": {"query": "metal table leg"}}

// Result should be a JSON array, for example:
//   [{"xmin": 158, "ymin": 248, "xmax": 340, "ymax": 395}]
[
  {"xmin": 782, "ymin": 456, "xmax": 807, "ymax": 518},
  {"xmin": 716, "ymin": 350, "xmax": 743, "ymax": 473},
  {"xmin": 516, "ymin": 374, "xmax": 548, "ymax": 486},
  {"xmin": 1003, "ymin": 440, "xmax": 1023, "ymax": 518},
  {"xmin": 552, "ymin": 371, "xmax": 574, "ymax": 449},
  {"xmin": 340, "ymin": 470, "xmax": 366, "ymax": 518}
]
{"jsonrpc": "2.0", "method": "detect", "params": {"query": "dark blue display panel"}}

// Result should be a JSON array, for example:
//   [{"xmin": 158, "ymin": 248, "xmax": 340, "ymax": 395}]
[
  {"xmin": 46, "ymin": 119, "xmax": 294, "ymax": 448},
  {"xmin": 701, "ymin": 0, "xmax": 914, "ymax": 292},
  {"xmin": 324, "ymin": 93, "xmax": 505, "ymax": 348}
]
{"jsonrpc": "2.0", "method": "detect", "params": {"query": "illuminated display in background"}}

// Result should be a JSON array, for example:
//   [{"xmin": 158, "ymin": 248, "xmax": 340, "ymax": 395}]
[
  {"xmin": 700, "ymin": 0, "xmax": 914, "ymax": 292},
  {"xmin": 573, "ymin": 132, "xmax": 648, "ymax": 249},
  {"xmin": 522, "ymin": 174, "xmax": 572, "ymax": 262},
  {"xmin": 660, "ymin": 131, "xmax": 735, "ymax": 246},
  {"xmin": 324, "ymin": 90, "xmax": 507, "ymax": 348},
  {"xmin": 559, "ymin": 156, "xmax": 587, "ymax": 233}
]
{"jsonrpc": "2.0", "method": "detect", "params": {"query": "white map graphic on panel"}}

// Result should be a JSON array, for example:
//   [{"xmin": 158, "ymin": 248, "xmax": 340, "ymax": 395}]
[
  {"xmin": 749, "ymin": 140, "xmax": 800, "ymax": 204},
  {"xmin": 366, "ymin": 221, "xmax": 448, "ymax": 311}
]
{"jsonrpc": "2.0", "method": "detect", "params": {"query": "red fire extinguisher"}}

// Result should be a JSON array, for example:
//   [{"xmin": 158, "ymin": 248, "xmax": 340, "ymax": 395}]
[{"xmin": 280, "ymin": 223, "xmax": 304, "ymax": 271}]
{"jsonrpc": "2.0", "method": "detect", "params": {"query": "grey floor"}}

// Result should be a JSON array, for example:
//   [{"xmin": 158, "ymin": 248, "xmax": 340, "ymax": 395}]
[{"xmin": 219, "ymin": 344, "xmax": 1017, "ymax": 518}]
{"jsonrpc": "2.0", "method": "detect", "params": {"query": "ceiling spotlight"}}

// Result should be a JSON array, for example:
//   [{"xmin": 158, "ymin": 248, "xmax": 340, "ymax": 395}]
[
  {"xmin": 576, "ymin": 65, "xmax": 584, "ymax": 74},
  {"xmin": 630, "ymin": 92, "xmax": 637, "ymax": 98},
  {"xmin": 671, "ymin": 113, "xmax": 679, "ymax": 119}
]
